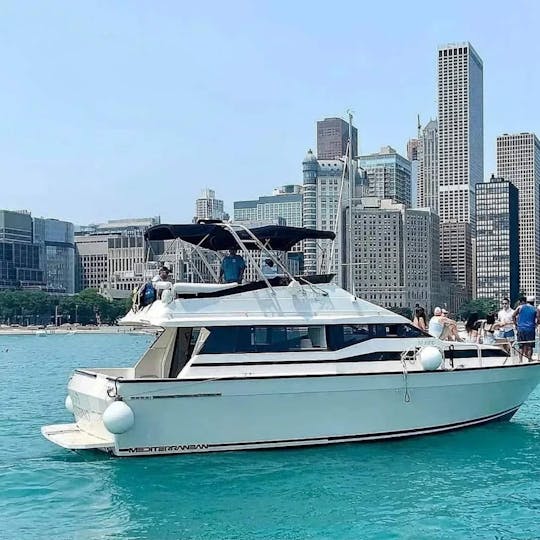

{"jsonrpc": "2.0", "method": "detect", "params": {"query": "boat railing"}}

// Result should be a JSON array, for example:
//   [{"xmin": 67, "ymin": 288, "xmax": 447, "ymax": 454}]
[
  {"xmin": 508, "ymin": 338, "xmax": 539, "ymax": 363},
  {"xmin": 218, "ymin": 222, "xmax": 278, "ymax": 294}
]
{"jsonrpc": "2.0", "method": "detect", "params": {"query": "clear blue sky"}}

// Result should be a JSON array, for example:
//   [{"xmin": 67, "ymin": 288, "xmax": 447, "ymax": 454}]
[{"xmin": 2, "ymin": 0, "xmax": 539, "ymax": 225}]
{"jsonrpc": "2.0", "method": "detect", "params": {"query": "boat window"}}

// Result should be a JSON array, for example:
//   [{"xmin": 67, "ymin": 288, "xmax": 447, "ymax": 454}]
[
  {"xmin": 327, "ymin": 324, "xmax": 426, "ymax": 350},
  {"xmin": 199, "ymin": 325, "xmax": 327, "ymax": 354},
  {"xmin": 327, "ymin": 324, "xmax": 370, "ymax": 349}
]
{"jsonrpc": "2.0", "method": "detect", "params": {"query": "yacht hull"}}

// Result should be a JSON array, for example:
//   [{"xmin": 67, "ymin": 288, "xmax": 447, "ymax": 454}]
[{"xmin": 46, "ymin": 362, "xmax": 540, "ymax": 456}]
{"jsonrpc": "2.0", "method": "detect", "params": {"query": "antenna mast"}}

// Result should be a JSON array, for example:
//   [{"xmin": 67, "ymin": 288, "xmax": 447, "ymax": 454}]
[{"xmin": 347, "ymin": 110, "xmax": 355, "ymax": 294}]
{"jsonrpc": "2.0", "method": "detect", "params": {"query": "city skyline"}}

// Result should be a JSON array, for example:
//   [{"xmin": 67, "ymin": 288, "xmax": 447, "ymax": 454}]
[{"xmin": 2, "ymin": 1, "xmax": 540, "ymax": 224}]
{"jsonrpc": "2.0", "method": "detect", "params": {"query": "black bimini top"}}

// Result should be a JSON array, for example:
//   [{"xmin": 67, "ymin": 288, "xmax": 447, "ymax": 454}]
[{"xmin": 145, "ymin": 223, "xmax": 335, "ymax": 252}]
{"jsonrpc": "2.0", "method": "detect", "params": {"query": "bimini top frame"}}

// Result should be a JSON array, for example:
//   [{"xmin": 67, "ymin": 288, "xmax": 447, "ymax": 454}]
[
  {"xmin": 146, "ymin": 221, "xmax": 336, "ymax": 295},
  {"xmin": 145, "ymin": 222, "xmax": 335, "ymax": 251}
]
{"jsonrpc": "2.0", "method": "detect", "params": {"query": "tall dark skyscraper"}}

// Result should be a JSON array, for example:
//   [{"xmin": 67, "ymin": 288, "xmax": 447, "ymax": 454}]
[
  {"xmin": 316, "ymin": 117, "xmax": 358, "ymax": 159},
  {"xmin": 475, "ymin": 175, "xmax": 519, "ymax": 302}
]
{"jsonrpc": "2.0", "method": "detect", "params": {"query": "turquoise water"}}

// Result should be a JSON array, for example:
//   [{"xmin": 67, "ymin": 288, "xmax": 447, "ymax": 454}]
[{"xmin": 0, "ymin": 334, "xmax": 539, "ymax": 540}]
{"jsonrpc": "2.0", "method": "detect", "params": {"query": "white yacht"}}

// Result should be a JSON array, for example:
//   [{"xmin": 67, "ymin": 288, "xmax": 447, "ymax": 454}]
[{"xmin": 42, "ymin": 223, "xmax": 540, "ymax": 456}]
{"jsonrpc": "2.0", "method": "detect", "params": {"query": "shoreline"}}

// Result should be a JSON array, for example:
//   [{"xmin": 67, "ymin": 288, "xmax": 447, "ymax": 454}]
[{"xmin": 0, "ymin": 326, "xmax": 157, "ymax": 336}]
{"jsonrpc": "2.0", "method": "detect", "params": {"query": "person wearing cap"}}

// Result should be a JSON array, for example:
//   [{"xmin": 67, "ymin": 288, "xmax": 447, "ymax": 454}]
[
  {"xmin": 428, "ymin": 307, "xmax": 462, "ymax": 341},
  {"xmin": 497, "ymin": 297, "xmax": 515, "ymax": 340},
  {"xmin": 513, "ymin": 296, "xmax": 538, "ymax": 361},
  {"xmin": 428, "ymin": 307, "xmax": 445, "ymax": 338}
]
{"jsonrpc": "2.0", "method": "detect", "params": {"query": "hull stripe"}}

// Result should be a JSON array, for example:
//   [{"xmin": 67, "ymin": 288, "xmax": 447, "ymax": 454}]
[{"xmin": 117, "ymin": 405, "xmax": 521, "ymax": 454}]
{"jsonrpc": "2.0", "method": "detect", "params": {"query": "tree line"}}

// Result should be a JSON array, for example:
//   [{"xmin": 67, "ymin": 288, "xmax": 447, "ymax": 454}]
[
  {"xmin": 388, "ymin": 297, "xmax": 501, "ymax": 322},
  {"xmin": 0, "ymin": 289, "xmax": 132, "ymax": 326}
]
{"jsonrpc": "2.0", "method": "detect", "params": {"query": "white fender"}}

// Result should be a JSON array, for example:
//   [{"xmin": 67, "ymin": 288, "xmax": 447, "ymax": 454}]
[
  {"xmin": 418, "ymin": 346, "xmax": 443, "ymax": 371},
  {"xmin": 65, "ymin": 395, "xmax": 74, "ymax": 413},
  {"xmin": 103, "ymin": 401, "xmax": 135, "ymax": 434}
]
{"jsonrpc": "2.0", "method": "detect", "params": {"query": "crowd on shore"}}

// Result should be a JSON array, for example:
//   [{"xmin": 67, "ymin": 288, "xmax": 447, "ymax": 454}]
[{"xmin": 412, "ymin": 296, "xmax": 540, "ymax": 360}]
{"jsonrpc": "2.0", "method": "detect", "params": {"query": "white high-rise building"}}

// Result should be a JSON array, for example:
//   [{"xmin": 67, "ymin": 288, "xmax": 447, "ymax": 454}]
[
  {"xmin": 302, "ymin": 151, "xmax": 348, "ymax": 284},
  {"xmin": 497, "ymin": 133, "xmax": 540, "ymax": 300},
  {"xmin": 195, "ymin": 189, "xmax": 227, "ymax": 221},
  {"xmin": 437, "ymin": 42, "xmax": 483, "ymax": 299},
  {"xmin": 352, "ymin": 198, "xmax": 440, "ymax": 311}
]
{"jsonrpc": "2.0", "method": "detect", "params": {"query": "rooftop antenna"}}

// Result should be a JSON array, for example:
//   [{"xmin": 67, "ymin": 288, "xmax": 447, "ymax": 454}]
[{"xmin": 417, "ymin": 114, "xmax": 421, "ymax": 139}]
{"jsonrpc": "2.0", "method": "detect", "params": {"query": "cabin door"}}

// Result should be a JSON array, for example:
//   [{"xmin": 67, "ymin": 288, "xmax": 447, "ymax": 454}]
[{"xmin": 168, "ymin": 328, "xmax": 193, "ymax": 378}]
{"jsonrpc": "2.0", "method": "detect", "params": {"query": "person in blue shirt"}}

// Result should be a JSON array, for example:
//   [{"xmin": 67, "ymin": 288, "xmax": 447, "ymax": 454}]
[
  {"xmin": 513, "ymin": 295, "xmax": 539, "ymax": 361},
  {"xmin": 219, "ymin": 249, "xmax": 246, "ymax": 284}
]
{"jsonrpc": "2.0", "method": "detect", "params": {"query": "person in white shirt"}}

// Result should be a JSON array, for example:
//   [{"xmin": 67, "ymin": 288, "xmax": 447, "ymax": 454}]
[
  {"xmin": 497, "ymin": 297, "xmax": 515, "ymax": 339},
  {"xmin": 428, "ymin": 307, "xmax": 445, "ymax": 338},
  {"xmin": 151, "ymin": 266, "xmax": 173, "ymax": 299},
  {"xmin": 428, "ymin": 307, "xmax": 462, "ymax": 341}
]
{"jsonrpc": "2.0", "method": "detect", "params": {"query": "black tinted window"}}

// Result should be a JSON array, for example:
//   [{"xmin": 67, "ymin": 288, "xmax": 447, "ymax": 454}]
[
  {"xmin": 327, "ymin": 324, "xmax": 425, "ymax": 350},
  {"xmin": 200, "ymin": 326, "xmax": 326, "ymax": 354}
]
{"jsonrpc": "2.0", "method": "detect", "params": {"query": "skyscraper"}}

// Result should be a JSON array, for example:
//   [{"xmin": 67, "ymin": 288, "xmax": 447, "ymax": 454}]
[
  {"xmin": 0, "ymin": 210, "xmax": 44, "ymax": 289},
  {"xmin": 33, "ymin": 218, "xmax": 75, "ymax": 294},
  {"xmin": 437, "ymin": 42, "xmax": 484, "ymax": 298},
  {"xmin": 475, "ymin": 175, "xmax": 519, "ymax": 302},
  {"xmin": 417, "ymin": 119, "xmax": 439, "ymax": 213},
  {"xmin": 352, "ymin": 198, "xmax": 441, "ymax": 311},
  {"xmin": 302, "ymin": 150, "xmax": 347, "ymax": 283},
  {"xmin": 195, "ymin": 189, "xmax": 227, "ymax": 221},
  {"xmin": 497, "ymin": 133, "xmax": 540, "ymax": 300},
  {"xmin": 407, "ymin": 138, "xmax": 420, "ymax": 208},
  {"xmin": 317, "ymin": 117, "xmax": 358, "ymax": 159},
  {"xmin": 233, "ymin": 185, "xmax": 303, "ymax": 228},
  {"xmin": 359, "ymin": 146, "xmax": 412, "ymax": 207}
]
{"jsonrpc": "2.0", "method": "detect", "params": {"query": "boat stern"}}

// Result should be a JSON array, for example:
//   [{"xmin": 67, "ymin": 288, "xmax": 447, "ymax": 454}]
[
  {"xmin": 41, "ymin": 423, "xmax": 114, "ymax": 451},
  {"xmin": 42, "ymin": 369, "xmax": 121, "ymax": 452}
]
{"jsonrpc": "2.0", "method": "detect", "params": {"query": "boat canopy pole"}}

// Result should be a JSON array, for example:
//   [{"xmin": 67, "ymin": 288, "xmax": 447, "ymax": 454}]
[
  {"xmin": 219, "ymin": 222, "xmax": 276, "ymax": 294},
  {"xmin": 229, "ymin": 223, "xmax": 296, "ymax": 281},
  {"xmin": 230, "ymin": 223, "xmax": 329, "ymax": 297},
  {"xmin": 190, "ymin": 240, "xmax": 220, "ymax": 283},
  {"xmin": 326, "ymin": 139, "xmax": 350, "ymax": 274}
]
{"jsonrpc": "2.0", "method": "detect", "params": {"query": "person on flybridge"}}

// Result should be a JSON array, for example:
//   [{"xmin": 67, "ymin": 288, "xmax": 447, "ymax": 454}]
[
  {"xmin": 219, "ymin": 249, "xmax": 246, "ymax": 284},
  {"xmin": 151, "ymin": 266, "xmax": 173, "ymax": 300}
]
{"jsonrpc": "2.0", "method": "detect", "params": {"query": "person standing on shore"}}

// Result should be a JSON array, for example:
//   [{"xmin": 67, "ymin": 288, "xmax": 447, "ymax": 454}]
[{"xmin": 513, "ymin": 296, "xmax": 538, "ymax": 361}]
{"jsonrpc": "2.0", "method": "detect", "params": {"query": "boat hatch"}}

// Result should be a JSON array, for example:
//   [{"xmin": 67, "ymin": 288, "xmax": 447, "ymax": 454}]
[{"xmin": 41, "ymin": 423, "xmax": 114, "ymax": 450}]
